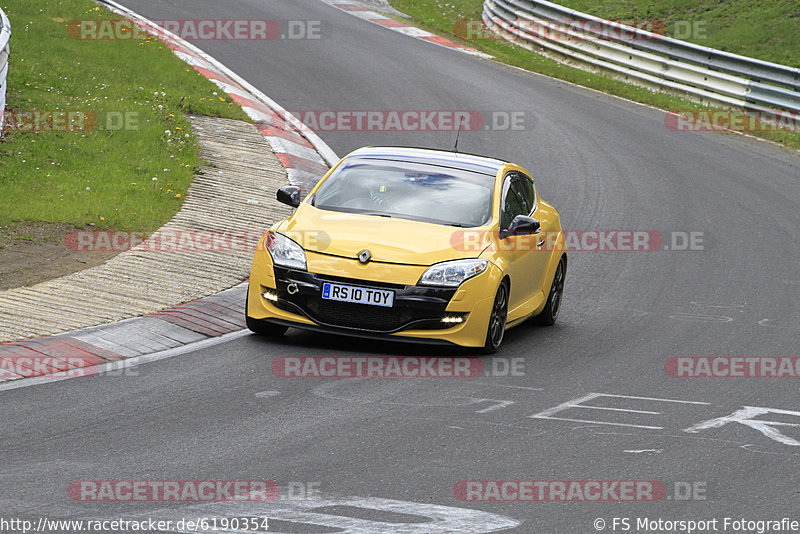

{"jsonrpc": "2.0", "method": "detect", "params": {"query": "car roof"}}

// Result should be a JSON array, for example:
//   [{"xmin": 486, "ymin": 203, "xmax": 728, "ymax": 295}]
[{"xmin": 346, "ymin": 146, "xmax": 508, "ymax": 176}]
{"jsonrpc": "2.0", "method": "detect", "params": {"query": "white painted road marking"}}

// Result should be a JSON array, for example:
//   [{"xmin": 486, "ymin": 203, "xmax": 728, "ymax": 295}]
[
  {"xmin": 255, "ymin": 390, "xmax": 281, "ymax": 398},
  {"xmin": 685, "ymin": 406, "xmax": 800, "ymax": 446},
  {"xmin": 313, "ymin": 382, "xmax": 800, "ymax": 448},
  {"xmin": 487, "ymin": 384, "xmax": 543, "ymax": 391},
  {"xmin": 138, "ymin": 494, "xmax": 519, "ymax": 533},
  {"xmin": 529, "ymin": 393, "xmax": 711, "ymax": 430},
  {"xmin": 461, "ymin": 397, "xmax": 516, "ymax": 413},
  {"xmin": 669, "ymin": 301, "xmax": 745, "ymax": 323}
]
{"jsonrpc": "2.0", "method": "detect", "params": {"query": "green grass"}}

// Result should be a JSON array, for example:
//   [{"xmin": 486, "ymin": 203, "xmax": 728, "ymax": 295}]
[
  {"xmin": 552, "ymin": 0, "xmax": 800, "ymax": 68},
  {"xmin": 0, "ymin": 0, "xmax": 250, "ymax": 230},
  {"xmin": 388, "ymin": 0, "xmax": 800, "ymax": 150}
]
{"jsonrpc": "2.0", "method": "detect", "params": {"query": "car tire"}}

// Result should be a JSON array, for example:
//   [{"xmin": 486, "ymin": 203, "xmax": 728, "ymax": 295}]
[
  {"xmin": 481, "ymin": 281, "xmax": 509, "ymax": 354},
  {"xmin": 536, "ymin": 256, "xmax": 566, "ymax": 326},
  {"xmin": 245, "ymin": 289, "xmax": 288, "ymax": 337}
]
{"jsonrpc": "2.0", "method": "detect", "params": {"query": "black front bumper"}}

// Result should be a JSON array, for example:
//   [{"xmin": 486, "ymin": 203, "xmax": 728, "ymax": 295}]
[{"xmin": 267, "ymin": 267, "xmax": 459, "ymax": 334}]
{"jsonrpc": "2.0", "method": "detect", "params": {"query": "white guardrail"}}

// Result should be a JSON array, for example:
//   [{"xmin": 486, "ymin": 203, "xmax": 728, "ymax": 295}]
[
  {"xmin": 0, "ymin": 6, "xmax": 10, "ymax": 136},
  {"xmin": 483, "ymin": 0, "xmax": 800, "ymax": 113}
]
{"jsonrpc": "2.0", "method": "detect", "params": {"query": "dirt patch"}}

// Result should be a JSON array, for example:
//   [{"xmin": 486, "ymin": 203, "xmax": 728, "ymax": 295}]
[{"xmin": 0, "ymin": 222, "xmax": 119, "ymax": 291}]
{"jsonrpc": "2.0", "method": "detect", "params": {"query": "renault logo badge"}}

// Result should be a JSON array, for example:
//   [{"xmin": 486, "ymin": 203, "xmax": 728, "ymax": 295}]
[{"xmin": 358, "ymin": 249, "xmax": 372, "ymax": 264}]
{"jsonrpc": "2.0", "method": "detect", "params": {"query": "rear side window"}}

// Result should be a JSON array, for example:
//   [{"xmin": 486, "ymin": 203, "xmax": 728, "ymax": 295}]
[
  {"xmin": 517, "ymin": 172, "xmax": 536, "ymax": 213},
  {"xmin": 500, "ymin": 173, "xmax": 535, "ymax": 228}
]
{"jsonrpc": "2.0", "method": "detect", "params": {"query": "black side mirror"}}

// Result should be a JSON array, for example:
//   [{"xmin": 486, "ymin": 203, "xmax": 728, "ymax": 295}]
[
  {"xmin": 276, "ymin": 186, "xmax": 302, "ymax": 208},
  {"xmin": 500, "ymin": 215, "xmax": 540, "ymax": 239}
]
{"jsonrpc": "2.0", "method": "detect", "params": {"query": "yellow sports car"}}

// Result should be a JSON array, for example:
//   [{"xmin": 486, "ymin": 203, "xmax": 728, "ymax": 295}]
[{"xmin": 246, "ymin": 147, "xmax": 566, "ymax": 352}]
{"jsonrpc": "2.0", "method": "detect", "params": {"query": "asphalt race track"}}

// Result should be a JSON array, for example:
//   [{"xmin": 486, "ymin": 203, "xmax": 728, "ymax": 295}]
[{"xmin": 2, "ymin": 0, "xmax": 800, "ymax": 531}]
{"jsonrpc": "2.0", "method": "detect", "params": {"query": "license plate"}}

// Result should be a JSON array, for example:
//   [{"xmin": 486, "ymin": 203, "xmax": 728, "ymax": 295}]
[{"xmin": 321, "ymin": 282, "xmax": 394, "ymax": 307}]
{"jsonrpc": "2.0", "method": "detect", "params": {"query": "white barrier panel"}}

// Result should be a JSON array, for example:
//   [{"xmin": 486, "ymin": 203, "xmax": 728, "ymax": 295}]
[{"xmin": 0, "ymin": 7, "xmax": 10, "ymax": 136}]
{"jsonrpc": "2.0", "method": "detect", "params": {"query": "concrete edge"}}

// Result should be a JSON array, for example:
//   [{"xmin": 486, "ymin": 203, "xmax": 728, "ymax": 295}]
[{"xmin": 0, "ymin": 282, "xmax": 250, "ymax": 384}]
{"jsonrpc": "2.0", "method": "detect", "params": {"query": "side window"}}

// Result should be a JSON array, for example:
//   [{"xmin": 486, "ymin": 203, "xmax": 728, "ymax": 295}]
[
  {"xmin": 517, "ymin": 173, "xmax": 536, "ymax": 214},
  {"xmin": 501, "ymin": 174, "xmax": 529, "ymax": 229}
]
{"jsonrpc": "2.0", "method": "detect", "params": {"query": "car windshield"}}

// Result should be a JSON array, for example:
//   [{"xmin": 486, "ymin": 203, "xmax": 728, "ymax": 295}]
[{"xmin": 312, "ymin": 158, "xmax": 495, "ymax": 227}]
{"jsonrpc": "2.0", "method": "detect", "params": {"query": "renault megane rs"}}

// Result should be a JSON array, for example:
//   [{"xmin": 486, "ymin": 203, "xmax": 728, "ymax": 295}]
[{"xmin": 246, "ymin": 147, "xmax": 566, "ymax": 352}]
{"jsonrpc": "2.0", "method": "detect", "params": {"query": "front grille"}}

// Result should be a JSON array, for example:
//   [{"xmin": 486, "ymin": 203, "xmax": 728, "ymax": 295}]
[
  {"xmin": 271, "ymin": 267, "xmax": 458, "ymax": 332},
  {"xmin": 316, "ymin": 299, "xmax": 404, "ymax": 330}
]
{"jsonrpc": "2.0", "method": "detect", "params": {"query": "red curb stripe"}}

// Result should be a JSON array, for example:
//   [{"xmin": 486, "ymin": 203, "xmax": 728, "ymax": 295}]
[
  {"xmin": 374, "ymin": 19, "xmax": 411, "ymax": 28},
  {"xmin": 19, "ymin": 339, "xmax": 106, "ymax": 367},
  {"xmin": 172, "ymin": 304, "xmax": 243, "ymax": 330},
  {"xmin": 190, "ymin": 64, "xmax": 225, "ymax": 80},
  {"xmin": 0, "ymin": 346, "xmax": 65, "ymax": 377},
  {"xmin": 228, "ymin": 92, "xmax": 273, "ymax": 115},
  {"xmin": 193, "ymin": 301, "xmax": 246, "ymax": 326},
  {"xmin": 256, "ymin": 124, "xmax": 315, "ymax": 149},
  {"xmin": 0, "ymin": 344, "xmax": 64, "ymax": 363},
  {"xmin": 256, "ymin": 113, "xmax": 290, "ymax": 131},
  {"xmin": 59, "ymin": 338, "xmax": 126, "ymax": 362},
  {"xmin": 163, "ymin": 41, "xmax": 209, "ymax": 62},
  {"xmin": 254, "ymin": 115, "xmax": 317, "ymax": 150},
  {"xmin": 155, "ymin": 314, "xmax": 223, "ymax": 337},
  {"xmin": 203, "ymin": 299, "xmax": 247, "ymax": 316},
  {"xmin": 276, "ymin": 153, "xmax": 330, "ymax": 175},
  {"xmin": 262, "ymin": 129, "xmax": 314, "ymax": 149},
  {"xmin": 188, "ymin": 65, "xmax": 242, "ymax": 91},
  {"xmin": 173, "ymin": 302, "xmax": 241, "ymax": 327},
  {"xmin": 162, "ymin": 307, "xmax": 232, "ymax": 331},
  {"xmin": 276, "ymin": 153, "xmax": 295, "ymax": 168},
  {"xmin": 420, "ymin": 35, "xmax": 465, "ymax": 48},
  {"xmin": 155, "ymin": 312, "xmax": 228, "ymax": 336},
  {"xmin": 0, "ymin": 341, "xmax": 114, "ymax": 378},
  {"xmin": 328, "ymin": 2, "xmax": 479, "ymax": 54}
]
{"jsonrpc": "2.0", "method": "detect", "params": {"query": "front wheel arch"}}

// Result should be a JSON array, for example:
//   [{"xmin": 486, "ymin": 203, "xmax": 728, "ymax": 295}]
[
  {"xmin": 536, "ymin": 254, "xmax": 566, "ymax": 326},
  {"xmin": 481, "ymin": 278, "xmax": 510, "ymax": 354}
]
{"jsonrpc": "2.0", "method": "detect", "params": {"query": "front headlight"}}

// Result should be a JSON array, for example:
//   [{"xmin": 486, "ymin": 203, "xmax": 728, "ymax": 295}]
[
  {"xmin": 419, "ymin": 259, "xmax": 488, "ymax": 287},
  {"xmin": 266, "ymin": 231, "xmax": 307, "ymax": 270}
]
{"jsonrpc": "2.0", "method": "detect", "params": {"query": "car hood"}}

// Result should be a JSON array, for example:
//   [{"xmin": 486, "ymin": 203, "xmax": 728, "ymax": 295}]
[{"xmin": 279, "ymin": 205, "xmax": 491, "ymax": 266}]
